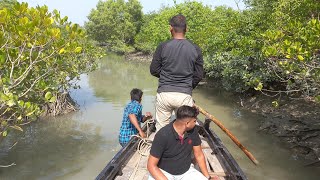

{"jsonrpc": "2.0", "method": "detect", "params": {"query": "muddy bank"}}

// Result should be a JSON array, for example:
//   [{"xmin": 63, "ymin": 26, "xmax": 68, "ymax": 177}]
[
  {"xmin": 125, "ymin": 51, "xmax": 153, "ymax": 62},
  {"xmin": 202, "ymin": 78, "xmax": 320, "ymax": 163},
  {"xmin": 234, "ymin": 94, "xmax": 320, "ymax": 165}
]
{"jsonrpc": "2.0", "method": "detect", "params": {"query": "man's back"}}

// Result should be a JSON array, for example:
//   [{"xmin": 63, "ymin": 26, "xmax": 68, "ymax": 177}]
[{"xmin": 150, "ymin": 39, "xmax": 203, "ymax": 95}]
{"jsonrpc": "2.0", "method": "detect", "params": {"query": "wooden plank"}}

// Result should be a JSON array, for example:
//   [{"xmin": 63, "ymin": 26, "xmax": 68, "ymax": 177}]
[
  {"xmin": 132, "ymin": 169, "xmax": 148, "ymax": 180},
  {"xmin": 114, "ymin": 166, "xmax": 133, "ymax": 180},
  {"xmin": 203, "ymin": 149, "xmax": 225, "ymax": 172},
  {"xmin": 126, "ymin": 151, "xmax": 141, "ymax": 168},
  {"xmin": 203, "ymin": 149, "xmax": 226, "ymax": 180},
  {"xmin": 200, "ymin": 137, "xmax": 211, "ymax": 149}
]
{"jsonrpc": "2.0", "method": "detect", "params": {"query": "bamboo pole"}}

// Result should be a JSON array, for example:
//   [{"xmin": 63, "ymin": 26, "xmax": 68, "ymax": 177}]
[{"xmin": 194, "ymin": 104, "xmax": 259, "ymax": 165}]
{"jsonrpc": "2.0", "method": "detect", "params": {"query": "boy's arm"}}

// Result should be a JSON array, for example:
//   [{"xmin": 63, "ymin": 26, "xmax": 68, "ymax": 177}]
[
  {"xmin": 147, "ymin": 155, "xmax": 168, "ymax": 180},
  {"xmin": 128, "ymin": 114, "xmax": 146, "ymax": 138}
]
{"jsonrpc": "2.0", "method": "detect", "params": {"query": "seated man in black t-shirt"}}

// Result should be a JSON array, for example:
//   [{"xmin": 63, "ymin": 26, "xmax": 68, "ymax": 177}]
[{"xmin": 147, "ymin": 106, "xmax": 218, "ymax": 180}]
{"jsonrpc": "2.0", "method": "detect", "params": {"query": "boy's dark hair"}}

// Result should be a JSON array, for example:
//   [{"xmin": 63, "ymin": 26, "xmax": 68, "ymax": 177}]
[
  {"xmin": 169, "ymin": 14, "xmax": 187, "ymax": 33},
  {"xmin": 130, "ymin": 88, "xmax": 143, "ymax": 102},
  {"xmin": 176, "ymin": 105, "xmax": 199, "ymax": 120}
]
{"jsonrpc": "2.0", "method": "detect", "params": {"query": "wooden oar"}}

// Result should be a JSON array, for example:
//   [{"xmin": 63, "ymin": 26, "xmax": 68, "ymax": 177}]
[{"xmin": 194, "ymin": 104, "xmax": 259, "ymax": 165}]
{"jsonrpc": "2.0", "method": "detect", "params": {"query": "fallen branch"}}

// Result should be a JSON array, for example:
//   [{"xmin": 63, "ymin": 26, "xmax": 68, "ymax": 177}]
[{"xmin": 0, "ymin": 163, "xmax": 16, "ymax": 168}]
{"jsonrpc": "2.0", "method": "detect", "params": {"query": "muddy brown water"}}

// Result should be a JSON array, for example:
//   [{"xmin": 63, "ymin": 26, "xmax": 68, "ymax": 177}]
[{"xmin": 0, "ymin": 55, "xmax": 319, "ymax": 180}]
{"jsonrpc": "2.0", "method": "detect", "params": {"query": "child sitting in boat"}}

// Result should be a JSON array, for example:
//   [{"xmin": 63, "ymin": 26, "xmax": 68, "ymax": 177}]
[
  {"xmin": 119, "ymin": 88, "xmax": 153, "ymax": 147},
  {"xmin": 147, "ymin": 105, "xmax": 218, "ymax": 180}
]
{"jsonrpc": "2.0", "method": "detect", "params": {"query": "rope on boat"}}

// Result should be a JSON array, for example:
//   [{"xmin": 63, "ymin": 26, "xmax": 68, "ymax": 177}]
[{"xmin": 129, "ymin": 119, "xmax": 154, "ymax": 180}]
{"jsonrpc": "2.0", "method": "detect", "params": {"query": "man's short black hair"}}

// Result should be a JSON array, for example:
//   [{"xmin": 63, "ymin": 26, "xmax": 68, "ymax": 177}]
[
  {"xmin": 169, "ymin": 14, "xmax": 187, "ymax": 33},
  {"xmin": 130, "ymin": 88, "xmax": 143, "ymax": 102},
  {"xmin": 176, "ymin": 105, "xmax": 199, "ymax": 120}
]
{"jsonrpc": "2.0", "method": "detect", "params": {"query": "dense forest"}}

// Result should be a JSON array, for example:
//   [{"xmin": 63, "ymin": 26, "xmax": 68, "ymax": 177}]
[
  {"xmin": 0, "ymin": 1, "xmax": 103, "ymax": 138},
  {"xmin": 86, "ymin": 0, "xmax": 320, "ymax": 104}
]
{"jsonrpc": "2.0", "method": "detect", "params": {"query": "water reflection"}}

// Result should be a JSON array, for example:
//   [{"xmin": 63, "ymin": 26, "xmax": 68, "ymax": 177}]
[
  {"xmin": 0, "ymin": 114, "xmax": 107, "ymax": 179},
  {"xmin": 88, "ymin": 54, "xmax": 157, "ymax": 106}
]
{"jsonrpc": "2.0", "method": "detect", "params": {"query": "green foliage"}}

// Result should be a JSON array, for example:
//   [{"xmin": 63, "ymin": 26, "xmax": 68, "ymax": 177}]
[
  {"xmin": 0, "ymin": 2, "xmax": 103, "ymax": 137},
  {"xmin": 135, "ymin": 1, "xmax": 214, "ymax": 54},
  {"xmin": 0, "ymin": 0, "xmax": 17, "ymax": 9},
  {"xmin": 85, "ymin": 0, "xmax": 142, "ymax": 54},
  {"xmin": 134, "ymin": 0, "xmax": 320, "ymax": 100}
]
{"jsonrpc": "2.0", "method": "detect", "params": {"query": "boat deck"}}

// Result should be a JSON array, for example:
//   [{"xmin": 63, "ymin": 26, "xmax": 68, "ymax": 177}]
[
  {"xmin": 96, "ymin": 119, "xmax": 247, "ymax": 180},
  {"xmin": 114, "ymin": 132, "xmax": 227, "ymax": 180}
]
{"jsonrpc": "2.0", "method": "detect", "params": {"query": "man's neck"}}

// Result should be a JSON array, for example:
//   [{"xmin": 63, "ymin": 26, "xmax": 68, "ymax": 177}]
[
  {"xmin": 173, "ymin": 121, "xmax": 186, "ymax": 137},
  {"xmin": 172, "ymin": 33, "xmax": 185, "ymax": 40}
]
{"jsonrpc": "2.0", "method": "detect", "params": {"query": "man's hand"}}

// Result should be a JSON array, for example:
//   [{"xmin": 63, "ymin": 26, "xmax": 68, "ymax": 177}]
[
  {"xmin": 139, "ymin": 130, "xmax": 146, "ymax": 138},
  {"xmin": 145, "ymin": 112, "xmax": 153, "ymax": 120},
  {"xmin": 142, "ymin": 112, "xmax": 153, "ymax": 122},
  {"xmin": 210, "ymin": 176, "xmax": 220, "ymax": 180}
]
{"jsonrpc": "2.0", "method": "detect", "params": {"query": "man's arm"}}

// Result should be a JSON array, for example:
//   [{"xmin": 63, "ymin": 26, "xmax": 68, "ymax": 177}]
[
  {"xmin": 147, "ymin": 155, "xmax": 168, "ymax": 180},
  {"xmin": 193, "ymin": 145, "xmax": 210, "ymax": 178},
  {"xmin": 192, "ymin": 46, "xmax": 204, "ymax": 89},
  {"xmin": 128, "ymin": 114, "xmax": 146, "ymax": 138},
  {"xmin": 150, "ymin": 44, "xmax": 163, "ymax": 78}
]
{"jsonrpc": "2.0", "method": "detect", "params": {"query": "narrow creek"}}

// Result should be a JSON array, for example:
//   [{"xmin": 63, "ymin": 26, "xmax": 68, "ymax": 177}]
[{"xmin": 0, "ymin": 55, "xmax": 319, "ymax": 180}]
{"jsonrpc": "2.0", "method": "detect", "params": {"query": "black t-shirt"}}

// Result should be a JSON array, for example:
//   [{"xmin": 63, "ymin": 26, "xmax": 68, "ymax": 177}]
[
  {"xmin": 150, "ymin": 39, "xmax": 204, "ymax": 95},
  {"xmin": 150, "ymin": 121, "xmax": 201, "ymax": 175}
]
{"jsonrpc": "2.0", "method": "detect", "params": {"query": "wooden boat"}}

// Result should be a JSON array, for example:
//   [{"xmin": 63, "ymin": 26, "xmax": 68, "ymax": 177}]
[{"xmin": 96, "ymin": 119, "xmax": 248, "ymax": 180}]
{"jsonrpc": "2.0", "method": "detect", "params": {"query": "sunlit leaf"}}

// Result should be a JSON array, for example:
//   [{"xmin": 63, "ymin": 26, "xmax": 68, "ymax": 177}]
[
  {"xmin": 297, "ymin": 55, "xmax": 304, "ymax": 61},
  {"xmin": 74, "ymin": 47, "xmax": 82, "ymax": 53},
  {"xmin": 45, "ymin": 92, "xmax": 52, "ymax": 100}
]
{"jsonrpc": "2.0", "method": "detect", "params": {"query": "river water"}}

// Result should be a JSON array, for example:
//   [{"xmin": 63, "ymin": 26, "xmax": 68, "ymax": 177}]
[{"xmin": 0, "ymin": 55, "xmax": 319, "ymax": 180}]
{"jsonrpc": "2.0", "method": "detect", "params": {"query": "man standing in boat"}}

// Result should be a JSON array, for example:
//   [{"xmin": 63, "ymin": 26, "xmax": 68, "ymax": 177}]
[
  {"xmin": 150, "ymin": 14, "xmax": 204, "ymax": 131},
  {"xmin": 147, "ymin": 106, "xmax": 217, "ymax": 180}
]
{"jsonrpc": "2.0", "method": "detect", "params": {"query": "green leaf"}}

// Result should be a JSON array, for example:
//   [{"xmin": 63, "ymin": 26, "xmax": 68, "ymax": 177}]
[
  {"xmin": 0, "ymin": 54, "xmax": 5, "ymax": 64},
  {"xmin": 74, "ymin": 47, "xmax": 82, "ymax": 53},
  {"xmin": 2, "ymin": 131, "xmax": 8, "ymax": 137},
  {"xmin": 10, "ymin": 125, "xmax": 23, "ymax": 132},
  {"xmin": 59, "ymin": 48, "xmax": 65, "ymax": 54},
  {"xmin": 49, "ymin": 96, "xmax": 57, "ymax": 103},
  {"xmin": 26, "ymin": 110, "xmax": 35, "ymax": 116},
  {"xmin": 45, "ymin": 92, "xmax": 52, "ymax": 100},
  {"xmin": 272, "ymin": 101, "xmax": 279, "ymax": 108},
  {"xmin": 6, "ymin": 99, "xmax": 16, "ymax": 107},
  {"xmin": 254, "ymin": 82, "xmax": 263, "ymax": 91},
  {"xmin": 297, "ymin": 55, "xmax": 304, "ymax": 61},
  {"xmin": 1, "ymin": 121, "xmax": 8, "ymax": 127}
]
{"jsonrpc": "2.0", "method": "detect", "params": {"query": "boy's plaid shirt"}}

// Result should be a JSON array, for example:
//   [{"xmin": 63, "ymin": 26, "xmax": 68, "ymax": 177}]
[{"xmin": 119, "ymin": 100, "xmax": 143, "ymax": 146}]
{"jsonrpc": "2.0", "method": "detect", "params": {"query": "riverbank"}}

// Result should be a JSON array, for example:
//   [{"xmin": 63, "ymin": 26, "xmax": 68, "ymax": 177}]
[
  {"xmin": 125, "ymin": 51, "xmax": 153, "ymax": 62},
  {"xmin": 203, "ymin": 78, "xmax": 320, "ymax": 164},
  {"xmin": 125, "ymin": 51, "xmax": 320, "ymax": 164},
  {"xmin": 239, "ymin": 93, "xmax": 320, "ymax": 164}
]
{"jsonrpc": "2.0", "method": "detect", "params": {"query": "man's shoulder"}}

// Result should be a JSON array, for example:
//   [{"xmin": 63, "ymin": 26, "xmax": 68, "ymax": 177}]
[
  {"xmin": 185, "ymin": 40, "xmax": 201, "ymax": 50},
  {"xmin": 158, "ymin": 39, "xmax": 173, "ymax": 48},
  {"xmin": 156, "ymin": 124, "xmax": 172, "ymax": 137},
  {"xmin": 152, "ymin": 125, "xmax": 172, "ymax": 148}
]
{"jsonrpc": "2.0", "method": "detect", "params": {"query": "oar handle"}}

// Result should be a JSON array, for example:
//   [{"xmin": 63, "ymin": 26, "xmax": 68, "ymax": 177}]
[{"xmin": 194, "ymin": 104, "xmax": 259, "ymax": 165}]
